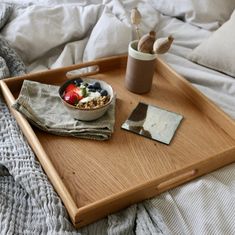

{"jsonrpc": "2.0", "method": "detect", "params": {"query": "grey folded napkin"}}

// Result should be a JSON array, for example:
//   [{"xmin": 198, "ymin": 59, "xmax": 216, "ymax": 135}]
[{"xmin": 12, "ymin": 80, "xmax": 116, "ymax": 140}]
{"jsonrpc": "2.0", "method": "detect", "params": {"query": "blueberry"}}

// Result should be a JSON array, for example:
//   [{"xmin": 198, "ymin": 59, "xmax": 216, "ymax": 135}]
[
  {"xmin": 100, "ymin": 89, "xmax": 108, "ymax": 96},
  {"xmin": 73, "ymin": 78, "xmax": 83, "ymax": 86},
  {"xmin": 88, "ymin": 88, "xmax": 96, "ymax": 92},
  {"xmin": 93, "ymin": 82, "xmax": 101, "ymax": 89},
  {"xmin": 87, "ymin": 84, "xmax": 94, "ymax": 89}
]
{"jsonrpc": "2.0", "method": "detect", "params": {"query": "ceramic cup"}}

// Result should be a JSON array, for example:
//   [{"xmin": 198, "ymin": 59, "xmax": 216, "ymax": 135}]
[{"xmin": 125, "ymin": 40, "xmax": 157, "ymax": 94}]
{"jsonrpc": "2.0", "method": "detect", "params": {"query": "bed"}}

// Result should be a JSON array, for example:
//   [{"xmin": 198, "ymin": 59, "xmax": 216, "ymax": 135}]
[{"xmin": 0, "ymin": 0, "xmax": 235, "ymax": 234}]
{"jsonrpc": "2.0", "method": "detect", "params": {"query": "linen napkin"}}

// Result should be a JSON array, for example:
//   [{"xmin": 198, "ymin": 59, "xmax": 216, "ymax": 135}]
[{"xmin": 12, "ymin": 80, "xmax": 115, "ymax": 140}]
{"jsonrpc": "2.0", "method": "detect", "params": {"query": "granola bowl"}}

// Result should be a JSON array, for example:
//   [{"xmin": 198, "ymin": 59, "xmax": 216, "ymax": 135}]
[{"xmin": 59, "ymin": 77, "xmax": 114, "ymax": 121}]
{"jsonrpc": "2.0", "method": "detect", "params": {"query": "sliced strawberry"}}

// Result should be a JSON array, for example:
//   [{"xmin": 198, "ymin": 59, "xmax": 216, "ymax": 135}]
[
  {"xmin": 73, "ymin": 87, "xmax": 81, "ymax": 95},
  {"xmin": 72, "ymin": 87, "xmax": 84, "ymax": 100},
  {"xmin": 65, "ymin": 84, "xmax": 76, "ymax": 93},
  {"xmin": 63, "ymin": 90, "xmax": 80, "ymax": 105}
]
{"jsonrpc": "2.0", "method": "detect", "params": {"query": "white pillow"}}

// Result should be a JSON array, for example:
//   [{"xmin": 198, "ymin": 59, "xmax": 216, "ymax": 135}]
[
  {"xmin": 188, "ymin": 10, "xmax": 235, "ymax": 77},
  {"xmin": 148, "ymin": 0, "xmax": 235, "ymax": 30},
  {"xmin": 83, "ymin": 7, "xmax": 131, "ymax": 61},
  {"xmin": 1, "ymin": 4, "xmax": 103, "ymax": 63}
]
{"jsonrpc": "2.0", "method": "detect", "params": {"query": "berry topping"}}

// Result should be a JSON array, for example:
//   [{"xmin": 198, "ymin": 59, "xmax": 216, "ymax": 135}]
[
  {"xmin": 93, "ymin": 82, "xmax": 101, "ymax": 89},
  {"xmin": 63, "ymin": 90, "xmax": 81, "ymax": 105},
  {"xmin": 73, "ymin": 79, "xmax": 83, "ymax": 86},
  {"xmin": 62, "ymin": 79, "xmax": 109, "ymax": 108},
  {"xmin": 72, "ymin": 87, "xmax": 81, "ymax": 95},
  {"xmin": 65, "ymin": 84, "xmax": 76, "ymax": 93},
  {"xmin": 87, "ymin": 84, "xmax": 94, "ymax": 89},
  {"xmin": 100, "ymin": 89, "xmax": 108, "ymax": 96},
  {"xmin": 88, "ymin": 88, "xmax": 96, "ymax": 92}
]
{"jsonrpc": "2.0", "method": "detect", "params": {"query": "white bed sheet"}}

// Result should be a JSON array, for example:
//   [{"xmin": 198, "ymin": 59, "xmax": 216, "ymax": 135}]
[{"xmin": 1, "ymin": 0, "xmax": 235, "ymax": 234}]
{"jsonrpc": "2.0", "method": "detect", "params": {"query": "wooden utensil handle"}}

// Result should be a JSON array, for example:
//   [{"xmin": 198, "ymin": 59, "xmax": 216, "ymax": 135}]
[{"xmin": 156, "ymin": 169, "xmax": 197, "ymax": 191}]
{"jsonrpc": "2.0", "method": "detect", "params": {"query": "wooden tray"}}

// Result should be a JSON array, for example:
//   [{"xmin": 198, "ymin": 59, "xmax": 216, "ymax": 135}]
[{"xmin": 1, "ymin": 55, "xmax": 235, "ymax": 228}]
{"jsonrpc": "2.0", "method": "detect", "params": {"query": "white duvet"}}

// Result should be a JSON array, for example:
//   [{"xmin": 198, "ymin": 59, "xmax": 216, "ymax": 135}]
[{"xmin": 1, "ymin": 0, "xmax": 235, "ymax": 234}]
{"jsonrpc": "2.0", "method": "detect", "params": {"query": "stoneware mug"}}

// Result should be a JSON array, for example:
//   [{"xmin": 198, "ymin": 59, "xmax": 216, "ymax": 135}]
[{"xmin": 125, "ymin": 40, "xmax": 157, "ymax": 94}]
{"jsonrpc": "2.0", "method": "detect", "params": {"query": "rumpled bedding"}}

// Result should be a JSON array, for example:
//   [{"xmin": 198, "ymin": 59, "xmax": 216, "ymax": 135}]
[{"xmin": 0, "ymin": 0, "xmax": 235, "ymax": 234}]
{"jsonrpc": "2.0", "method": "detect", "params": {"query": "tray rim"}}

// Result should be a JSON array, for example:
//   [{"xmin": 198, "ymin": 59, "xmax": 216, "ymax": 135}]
[{"xmin": 1, "ymin": 54, "xmax": 235, "ymax": 228}]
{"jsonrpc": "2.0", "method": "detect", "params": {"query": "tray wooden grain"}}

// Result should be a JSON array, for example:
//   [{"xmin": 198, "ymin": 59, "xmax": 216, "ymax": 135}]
[{"xmin": 1, "ymin": 55, "xmax": 235, "ymax": 228}]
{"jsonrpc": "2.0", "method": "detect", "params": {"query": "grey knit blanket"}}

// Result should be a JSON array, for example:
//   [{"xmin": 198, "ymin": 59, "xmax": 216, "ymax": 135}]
[{"xmin": 0, "ymin": 3, "xmax": 170, "ymax": 235}]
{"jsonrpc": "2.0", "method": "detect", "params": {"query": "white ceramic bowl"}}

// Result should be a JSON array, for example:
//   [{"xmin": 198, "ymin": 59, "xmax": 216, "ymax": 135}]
[{"xmin": 59, "ymin": 78, "xmax": 114, "ymax": 121}]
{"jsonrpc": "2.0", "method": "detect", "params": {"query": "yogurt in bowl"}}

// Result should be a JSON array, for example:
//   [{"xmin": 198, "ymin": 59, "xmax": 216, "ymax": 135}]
[{"xmin": 59, "ymin": 77, "xmax": 114, "ymax": 121}]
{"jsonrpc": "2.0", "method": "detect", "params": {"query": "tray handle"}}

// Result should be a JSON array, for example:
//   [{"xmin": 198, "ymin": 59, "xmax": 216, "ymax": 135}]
[
  {"xmin": 59, "ymin": 55, "xmax": 127, "ymax": 80},
  {"xmin": 156, "ymin": 169, "xmax": 197, "ymax": 192},
  {"xmin": 66, "ymin": 65, "xmax": 100, "ymax": 79}
]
